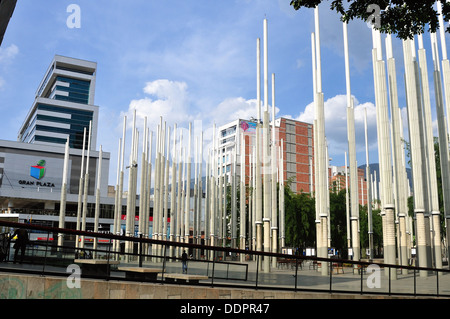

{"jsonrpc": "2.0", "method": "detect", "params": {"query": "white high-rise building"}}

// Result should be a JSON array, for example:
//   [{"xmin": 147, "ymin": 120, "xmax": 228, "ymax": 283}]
[
  {"xmin": 0, "ymin": 55, "xmax": 113, "ymax": 243},
  {"xmin": 17, "ymin": 55, "xmax": 99, "ymax": 150}
]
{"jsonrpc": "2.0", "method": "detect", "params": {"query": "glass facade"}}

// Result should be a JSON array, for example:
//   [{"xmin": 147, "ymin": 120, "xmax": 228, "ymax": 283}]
[
  {"xmin": 37, "ymin": 103, "xmax": 93, "ymax": 149},
  {"xmin": 20, "ymin": 103, "xmax": 93, "ymax": 149},
  {"xmin": 18, "ymin": 55, "xmax": 97, "ymax": 151},
  {"xmin": 50, "ymin": 76, "xmax": 91, "ymax": 105}
]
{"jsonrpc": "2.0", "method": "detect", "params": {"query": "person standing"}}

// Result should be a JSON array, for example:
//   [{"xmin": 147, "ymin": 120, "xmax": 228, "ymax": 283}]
[{"xmin": 11, "ymin": 227, "xmax": 29, "ymax": 264}]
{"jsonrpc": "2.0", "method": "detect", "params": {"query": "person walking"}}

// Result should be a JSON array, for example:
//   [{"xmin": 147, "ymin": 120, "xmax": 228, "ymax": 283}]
[{"xmin": 181, "ymin": 250, "xmax": 188, "ymax": 274}]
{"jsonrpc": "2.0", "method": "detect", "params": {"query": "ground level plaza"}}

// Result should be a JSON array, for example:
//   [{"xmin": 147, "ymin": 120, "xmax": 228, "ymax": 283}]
[
  {"xmin": 0, "ymin": 223, "xmax": 448, "ymax": 299},
  {"xmin": 0, "ymin": 258, "xmax": 449, "ymax": 298}
]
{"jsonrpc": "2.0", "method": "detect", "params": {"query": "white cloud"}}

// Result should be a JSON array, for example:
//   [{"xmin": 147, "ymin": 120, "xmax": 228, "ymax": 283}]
[
  {"xmin": 0, "ymin": 44, "xmax": 19, "ymax": 90},
  {"xmin": 123, "ymin": 79, "xmax": 280, "ymax": 142},
  {"xmin": 120, "ymin": 79, "xmax": 281, "ymax": 166},
  {"xmin": 211, "ymin": 97, "xmax": 258, "ymax": 125},
  {"xmin": 210, "ymin": 97, "xmax": 281, "ymax": 126},
  {"xmin": 0, "ymin": 44, "xmax": 19, "ymax": 63},
  {"xmin": 122, "ymin": 79, "xmax": 194, "ymax": 132},
  {"xmin": 296, "ymin": 94, "xmax": 377, "ymax": 155}
]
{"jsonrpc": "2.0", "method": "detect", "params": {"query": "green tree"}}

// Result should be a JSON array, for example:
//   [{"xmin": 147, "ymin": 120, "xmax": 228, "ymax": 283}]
[
  {"xmin": 329, "ymin": 189, "xmax": 348, "ymax": 257},
  {"xmin": 359, "ymin": 204, "xmax": 383, "ymax": 257},
  {"xmin": 290, "ymin": 0, "xmax": 450, "ymax": 40},
  {"xmin": 432, "ymin": 137, "xmax": 447, "ymax": 239},
  {"xmin": 405, "ymin": 137, "xmax": 446, "ymax": 240},
  {"xmin": 284, "ymin": 180, "xmax": 316, "ymax": 249}
]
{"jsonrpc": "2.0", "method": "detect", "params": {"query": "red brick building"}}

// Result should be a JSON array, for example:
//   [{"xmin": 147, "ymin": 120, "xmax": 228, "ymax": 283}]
[
  {"xmin": 329, "ymin": 166, "xmax": 369, "ymax": 206},
  {"xmin": 217, "ymin": 117, "xmax": 314, "ymax": 194}
]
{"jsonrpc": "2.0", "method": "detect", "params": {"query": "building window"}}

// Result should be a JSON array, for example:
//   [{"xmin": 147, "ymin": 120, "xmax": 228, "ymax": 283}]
[
  {"xmin": 34, "ymin": 135, "xmax": 67, "ymax": 145},
  {"xmin": 48, "ymin": 76, "xmax": 91, "ymax": 104},
  {"xmin": 30, "ymin": 103, "xmax": 94, "ymax": 149}
]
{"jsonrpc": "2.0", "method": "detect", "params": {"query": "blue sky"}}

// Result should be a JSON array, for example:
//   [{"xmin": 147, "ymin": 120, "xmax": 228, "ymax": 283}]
[{"xmin": 0, "ymin": 1, "xmax": 448, "ymax": 185}]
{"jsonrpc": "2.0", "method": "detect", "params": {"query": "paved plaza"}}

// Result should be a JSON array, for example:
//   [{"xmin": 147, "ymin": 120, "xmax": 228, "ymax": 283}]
[{"xmin": 1, "ymin": 256, "xmax": 449, "ymax": 298}]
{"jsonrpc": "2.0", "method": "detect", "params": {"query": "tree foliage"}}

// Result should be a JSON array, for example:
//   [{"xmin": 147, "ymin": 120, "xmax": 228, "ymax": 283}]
[
  {"xmin": 290, "ymin": 0, "xmax": 450, "ymax": 40},
  {"xmin": 329, "ymin": 189, "xmax": 348, "ymax": 256},
  {"xmin": 284, "ymin": 184, "xmax": 316, "ymax": 249},
  {"xmin": 359, "ymin": 204, "xmax": 383, "ymax": 256},
  {"xmin": 284, "ymin": 184, "xmax": 384, "ymax": 258}
]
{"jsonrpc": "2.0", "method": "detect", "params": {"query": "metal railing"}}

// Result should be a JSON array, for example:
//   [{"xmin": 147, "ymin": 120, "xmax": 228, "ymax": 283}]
[{"xmin": 0, "ymin": 220, "xmax": 449, "ymax": 298}]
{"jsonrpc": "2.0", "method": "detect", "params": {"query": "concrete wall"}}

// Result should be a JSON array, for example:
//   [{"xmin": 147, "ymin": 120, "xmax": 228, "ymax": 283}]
[{"xmin": 0, "ymin": 272, "xmax": 410, "ymax": 299}]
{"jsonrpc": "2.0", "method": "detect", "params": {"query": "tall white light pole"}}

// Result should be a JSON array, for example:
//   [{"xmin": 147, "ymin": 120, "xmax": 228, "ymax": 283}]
[
  {"xmin": 80, "ymin": 121, "xmax": 92, "ymax": 249},
  {"xmin": 205, "ymin": 143, "xmax": 210, "ymax": 248},
  {"xmin": 364, "ymin": 109, "xmax": 373, "ymax": 261},
  {"xmin": 181, "ymin": 147, "xmax": 186, "ymax": 245},
  {"xmin": 153, "ymin": 121, "xmax": 161, "ymax": 244},
  {"xmin": 371, "ymin": 27, "xmax": 396, "ymax": 278},
  {"xmin": 199, "ymin": 132, "xmax": 203, "ymax": 249},
  {"xmin": 279, "ymin": 139, "xmax": 285, "ymax": 249},
  {"xmin": 75, "ymin": 128, "xmax": 86, "ymax": 249},
  {"xmin": 58, "ymin": 137, "xmax": 70, "ymax": 249},
  {"xmin": 437, "ymin": 1, "xmax": 450, "ymax": 132},
  {"xmin": 385, "ymin": 34, "xmax": 408, "ymax": 271},
  {"xmin": 126, "ymin": 114, "xmax": 139, "ymax": 259},
  {"xmin": 431, "ymin": 31, "xmax": 450, "ymax": 269},
  {"xmin": 114, "ymin": 117, "xmax": 126, "ymax": 255},
  {"xmin": 176, "ymin": 129, "xmax": 183, "ymax": 255},
  {"xmin": 231, "ymin": 142, "xmax": 237, "ymax": 250},
  {"xmin": 240, "ymin": 132, "xmax": 246, "ymax": 262},
  {"xmin": 313, "ymin": 6, "xmax": 328, "ymax": 275},
  {"xmin": 221, "ymin": 160, "xmax": 227, "ymax": 249},
  {"xmin": 436, "ymin": 1, "xmax": 450, "ymax": 268},
  {"xmin": 210, "ymin": 124, "xmax": 216, "ymax": 250},
  {"xmin": 417, "ymin": 34, "xmax": 442, "ymax": 269},
  {"xmin": 170, "ymin": 124, "xmax": 177, "ymax": 257},
  {"xmin": 93, "ymin": 145, "xmax": 102, "ymax": 256},
  {"xmin": 112, "ymin": 137, "xmax": 121, "ymax": 255},
  {"xmin": 163, "ymin": 126, "xmax": 170, "ymax": 242},
  {"xmin": 345, "ymin": 152, "xmax": 351, "ymax": 251},
  {"xmin": 262, "ymin": 18, "xmax": 272, "ymax": 273},
  {"xmin": 139, "ymin": 118, "xmax": 148, "ymax": 240},
  {"xmin": 193, "ymin": 136, "xmax": 198, "ymax": 247},
  {"xmin": 158, "ymin": 121, "xmax": 166, "ymax": 244},
  {"xmin": 185, "ymin": 122, "xmax": 192, "ymax": 244},
  {"xmin": 271, "ymin": 73, "xmax": 278, "ymax": 268},
  {"xmin": 255, "ymin": 37, "xmax": 263, "ymax": 270},
  {"xmin": 343, "ymin": 21, "xmax": 360, "ymax": 263},
  {"xmin": 144, "ymin": 129, "xmax": 152, "ymax": 258},
  {"xmin": 402, "ymin": 37, "xmax": 430, "ymax": 276}
]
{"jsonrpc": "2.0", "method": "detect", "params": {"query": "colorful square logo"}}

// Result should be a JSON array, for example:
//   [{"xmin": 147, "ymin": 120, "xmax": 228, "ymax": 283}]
[{"xmin": 30, "ymin": 160, "xmax": 46, "ymax": 180}]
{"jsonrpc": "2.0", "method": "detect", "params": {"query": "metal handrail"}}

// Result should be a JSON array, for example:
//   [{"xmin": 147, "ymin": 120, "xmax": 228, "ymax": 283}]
[{"xmin": 0, "ymin": 220, "xmax": 449, "ymax": 297}]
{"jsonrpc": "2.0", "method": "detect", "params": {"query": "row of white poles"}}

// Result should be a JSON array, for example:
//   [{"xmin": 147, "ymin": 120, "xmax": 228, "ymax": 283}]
[
  {"xmin": 56, "ymin": 16, "xmax": 279, "ymax": 268},
  {"xmin": 58, "ymin": 121, "xmax": 107, "ymax": 256},
  {"xmin": 57, "ymin": 6, "xmax": 450, "ymax": 276},
  {"xmin": 312, "ymin": 1, "xmax": 450, "ymax": 275},
  {"xmin": 97, "ymin": 18, "xmax": 284, "ymax": 270},
  {"xmin": 370, "ymin": 2, "xmax": 450, "ymax": 275}
]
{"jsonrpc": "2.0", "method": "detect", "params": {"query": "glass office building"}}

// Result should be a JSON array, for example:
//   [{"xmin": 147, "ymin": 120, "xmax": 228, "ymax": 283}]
[
  {"xmin": 1, "ymin": 55, "xmax": 115, "ymax": 240},
  {"xmin": 17, "ymin": 55, "xmax": 99, "ymax": 150}
]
